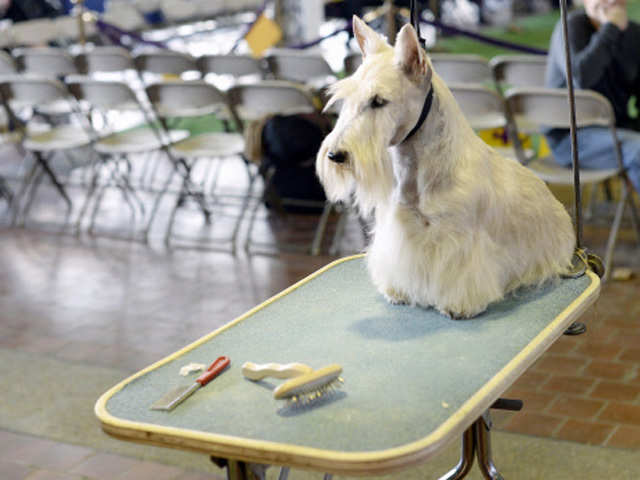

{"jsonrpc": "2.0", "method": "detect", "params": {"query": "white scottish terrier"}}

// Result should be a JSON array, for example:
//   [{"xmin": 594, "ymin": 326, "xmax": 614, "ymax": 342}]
[{"xmin": 316, "ymin": 17, "xmax": 576, "ymax": 318}]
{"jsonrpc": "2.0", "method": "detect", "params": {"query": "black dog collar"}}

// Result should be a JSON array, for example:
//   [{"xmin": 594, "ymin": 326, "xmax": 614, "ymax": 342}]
[{"xmin": 401, "ymin": 87, "xmax": 434, "ymax": 144}]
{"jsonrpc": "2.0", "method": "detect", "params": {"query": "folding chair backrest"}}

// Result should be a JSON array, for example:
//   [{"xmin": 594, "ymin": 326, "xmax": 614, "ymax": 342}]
[
  {"xmin": 266, "ymin": 52, "xmax": 334, "ymax": 84},
  {"xmin": 53, "ymin": 16, "xmax": 98, "ymax": 44},
  {"xmin": 505, "ymin": 87, "xmax": 613, "ymax": 132},
  {"xmin": 8, "ymin": 19, "xmax": 59, "ymax": 47},
  {"xmin": 15, "ymin": 47, "xmax": 78, "ymax": 77},
  {"xmin": 161, "ymin": 0, "xmax": 199, "ymax": 22},
  {"xmin": 227, "ymin": 81, "xmax": 318, "ymax": 121},
  {"xmin": 102, "ymin": 2, "xmax": 146, "ymax": 31},
  {"xmin": 490, "ymin": 55, "xmax": 547, "ymax": 91},
  {"xmin": 0, "ymin": 51, "xmax": 17, "ymax": 74},
  {"xmin": 0, "ymin": 75, "xmax": 69, "ymax": 107},
  {"xmin": 430, "ymin": 54, "xmax": 493, "ymax": 85},
  {"xmin": 448, "ymin": 83, "xmax": 508, "ymax": 130},
  {"xmin": 66, "ymin": 78, "xmax": 140, "ymax": 111},
  {"xmin": 134, "ymin": 50, "xmax": 199, "ymax": 77},
  {"xmin": 145, "ymin": 80, "xmax": 231, "ymax": 119},
  {"xmin": 76, "ymin": 46, "xmax": 135, "ymax": 74},
  {"xmin": 344, "ymin": 52, "xmax": 362, "ymax": 76},
  {"xmin": 197, "ymin": 54, "xmax": 264, "ymax": 78}
]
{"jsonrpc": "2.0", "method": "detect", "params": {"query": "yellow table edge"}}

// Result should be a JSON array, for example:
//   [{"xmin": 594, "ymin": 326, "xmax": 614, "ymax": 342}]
[{"xmin": 95, "ymin": 255, "xmax": 601, "ymax": 476}]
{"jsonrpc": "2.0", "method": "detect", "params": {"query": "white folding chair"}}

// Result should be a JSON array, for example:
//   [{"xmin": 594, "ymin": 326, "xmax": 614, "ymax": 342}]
[
  {"xmin": 0, "ymin": 75, "xmax": 93, "ymax": 227},
  {"xmin": 228, "ymin": 81, "xmax": 335, "ymax": 255},
  {"xmin": 505, "ymin": 87, "xmax": 640, "ymax": 280},
  {"xmin": 65, "ymin": 78, "xmax": 188, "ymax": 238},
  {"xmin": 430, "ymin": 53, "xmax": 493, "ymax": 85},
  {"xmin": 145, "ymin": 80, "xmax": 248, "ymax": 251}
]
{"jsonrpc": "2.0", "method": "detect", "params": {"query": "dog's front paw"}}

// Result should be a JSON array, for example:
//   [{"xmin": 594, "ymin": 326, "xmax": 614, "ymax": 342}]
[
  {"xmin": 439, "ymin": 306, "xmax": 486, "ymax": 320},
  {"xmin": 384, "ymin": 287, "xmax": 409, "ymax": 305}
]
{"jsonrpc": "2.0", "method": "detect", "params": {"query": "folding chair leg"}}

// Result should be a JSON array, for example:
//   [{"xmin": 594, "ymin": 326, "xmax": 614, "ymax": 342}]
[
  {"xmin": 88, "ymin": 183, "xmax": 109, "ymax": 235},
  {"xmin": 626, "ymin": 189, "xmax": 640, "ymax": 246},
  {"xmin": 17, "ymin": 169, "xmax": 45, "ymax": 226},
  {"xmin": 10, "ymin": 161, "xmax": 39, "ymax": 225},
  {"xmin": 75, "ymin": 163, "xmax": 102, "ymax": 233},
  {"xmin": 164, "ymin": 192, "xmax": 183, "ymax": 246},
  {"xmin": 34, "ymin": 152, "xmax": 72, "ymax": 211},
  {"xmin": 603, "ymin": 185, "xmax": 628, "ymax": 282},
  {"xmin": 144, "ymin": 161, "xmax": 176, "ymax": 241},
  {"xmin": 244, "ymin": 167, "xmax": 275, "ymax": 252}
]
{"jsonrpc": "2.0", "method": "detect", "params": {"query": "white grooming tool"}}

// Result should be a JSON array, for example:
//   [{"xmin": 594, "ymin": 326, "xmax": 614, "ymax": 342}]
[
  {"xmin": 241, "ymin": 362, "xmax": 313, "ymax": 380},
  {"xmin": 242, "ymin": 362, "xmax": 344, "ymax": 405}
]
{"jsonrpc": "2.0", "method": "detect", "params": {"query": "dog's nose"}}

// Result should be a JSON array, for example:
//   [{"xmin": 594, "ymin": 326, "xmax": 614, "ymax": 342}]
[{"xmin": 328, "ymin": 150, "xmax": 348, "ymax": 163}]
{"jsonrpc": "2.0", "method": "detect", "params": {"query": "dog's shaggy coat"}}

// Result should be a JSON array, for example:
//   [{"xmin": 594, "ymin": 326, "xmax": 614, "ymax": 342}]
[{"xmin": 316, "ymin": 17, "xmax": 576, "ymax": 318}]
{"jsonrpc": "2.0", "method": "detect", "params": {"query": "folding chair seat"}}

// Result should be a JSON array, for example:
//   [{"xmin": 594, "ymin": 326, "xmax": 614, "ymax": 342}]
[
  {"xmin": 145, "ymin": 80, "xmax": 248, "ymax": 251},
  {"xmin": 0, "ymin": 76, "xmax": 93, "ymax": 227},
  {"xmin": 227, "ymin": 80, "xmax": 336, "ymax": 255},
  {"xmin": 505, "ymin": 87, "xmax": 640, "ymax": 280},
  {"xmin": 65, "ymin": 78, "xmax": 188, "ymax": 239}
]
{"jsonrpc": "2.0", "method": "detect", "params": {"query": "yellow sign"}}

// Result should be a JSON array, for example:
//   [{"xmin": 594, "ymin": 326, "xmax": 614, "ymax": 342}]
[{"xmin": 245, "ymin": 14, "xmax": 283, "ymax": 58}]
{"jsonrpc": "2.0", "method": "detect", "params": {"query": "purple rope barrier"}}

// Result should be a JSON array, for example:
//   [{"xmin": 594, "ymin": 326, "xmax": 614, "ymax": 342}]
[
  {"xmin": 96, "ymin": 19, "xmax": 167, "ymax": 49},
  {"xmin": 285, "ymin": 14, "xmax": 547, "ymax": 55}
]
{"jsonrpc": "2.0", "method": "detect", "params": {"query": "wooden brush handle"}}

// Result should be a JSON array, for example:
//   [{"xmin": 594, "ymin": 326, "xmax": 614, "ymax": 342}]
[{"xmin": 241, "ymin": 362, "xmax": 313, "ymax": 381}]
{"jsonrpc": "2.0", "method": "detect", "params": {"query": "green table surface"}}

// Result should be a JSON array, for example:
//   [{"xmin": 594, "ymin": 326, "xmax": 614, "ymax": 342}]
[{"xmin": 96, "ymin": 255, "xmax": 599, "ymax": 475}]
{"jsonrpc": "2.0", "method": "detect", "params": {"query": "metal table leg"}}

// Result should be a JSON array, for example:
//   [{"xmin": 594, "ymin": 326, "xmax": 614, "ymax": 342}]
[
  {"xmin": 438, "ymin": 423, "xmax": 476, "ymax": 480},
  {"xmin": 476, "ymin": 412, "xmax": 504, "ymax": 480}
]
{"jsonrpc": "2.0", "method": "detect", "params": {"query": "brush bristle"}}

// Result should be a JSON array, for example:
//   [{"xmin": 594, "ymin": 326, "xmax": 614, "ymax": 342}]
[{"xmin": 273, "ymin": 364, "xmax": 344, "ymax": 405}]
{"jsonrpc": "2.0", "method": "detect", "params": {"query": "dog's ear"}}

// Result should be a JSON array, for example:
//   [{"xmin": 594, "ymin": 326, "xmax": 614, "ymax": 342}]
[
  {"xmin": 394, "ymin": 24, "xmax": 430, "ymax": 83},
  {"xmin": 352, "ymin": 15, "xmax": 386, "ymax": 57}
]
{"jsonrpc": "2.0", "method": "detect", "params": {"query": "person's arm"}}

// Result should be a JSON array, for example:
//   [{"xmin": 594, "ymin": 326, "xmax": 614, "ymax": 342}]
[{"xmin": 567, "ymin": 14, "xmax": 622, "ymax": 89}]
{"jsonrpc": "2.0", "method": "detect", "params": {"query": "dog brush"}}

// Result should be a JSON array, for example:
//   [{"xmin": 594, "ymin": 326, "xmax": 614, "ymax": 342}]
[{"xmin": 241, "ymin": 362, "xmax": 344, "ymax": 405}]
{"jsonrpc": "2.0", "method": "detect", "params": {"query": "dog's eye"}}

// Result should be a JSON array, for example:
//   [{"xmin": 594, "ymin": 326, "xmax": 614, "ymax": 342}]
[{"xmin": 370, "ymin": 95, "xmax": 388, "ymax": 109}]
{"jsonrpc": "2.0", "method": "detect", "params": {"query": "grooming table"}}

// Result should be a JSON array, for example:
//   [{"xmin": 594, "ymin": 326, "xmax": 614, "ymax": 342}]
[{"xmin": 95, "ymin": 255, "xmax": 600, "ymax": 479}]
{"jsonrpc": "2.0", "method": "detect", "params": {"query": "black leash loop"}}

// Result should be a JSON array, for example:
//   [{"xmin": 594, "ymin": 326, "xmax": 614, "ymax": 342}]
[{"xmin": 410, "ymin": 0, "xmax": 425, "ymax": 48}]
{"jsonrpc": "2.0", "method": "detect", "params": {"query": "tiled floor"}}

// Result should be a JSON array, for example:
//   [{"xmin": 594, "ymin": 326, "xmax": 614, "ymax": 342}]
[
  {"xmin": 1, "ymin": 151, "xmax": 640, "ymax": 478},
  {"xmin": 0, "ymin": 430, "xmax": 221, "ymax": 480}
]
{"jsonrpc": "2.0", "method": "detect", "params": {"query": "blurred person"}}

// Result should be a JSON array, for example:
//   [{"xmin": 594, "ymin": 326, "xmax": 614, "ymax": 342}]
[{"xmin": 545, "ymin": 0, "xmax": 640, "ymax": 193}]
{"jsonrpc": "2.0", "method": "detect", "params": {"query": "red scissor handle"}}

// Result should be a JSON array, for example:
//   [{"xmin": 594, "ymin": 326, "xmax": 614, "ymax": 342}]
[{"xmin": 196, "ymin": 356, "xmax": 230, "ymax": 386}]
